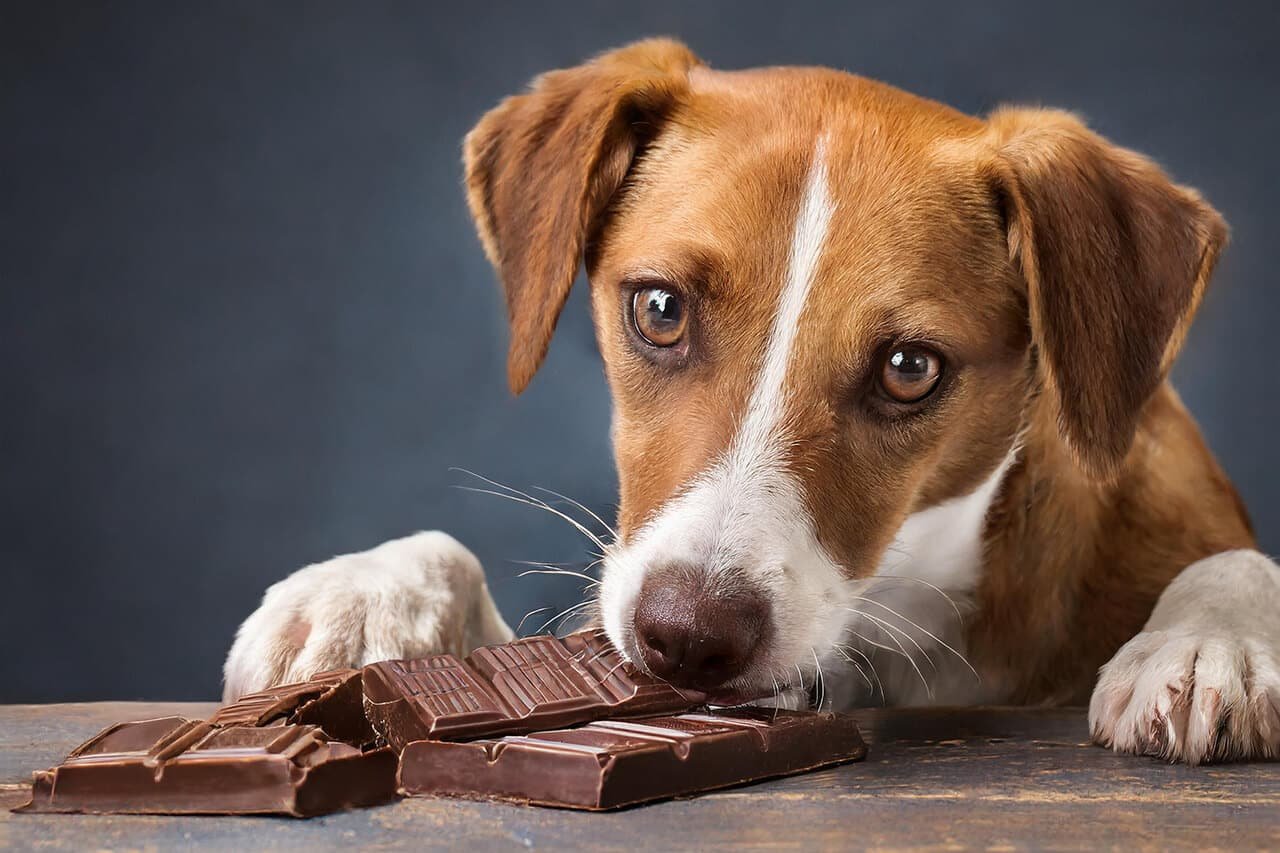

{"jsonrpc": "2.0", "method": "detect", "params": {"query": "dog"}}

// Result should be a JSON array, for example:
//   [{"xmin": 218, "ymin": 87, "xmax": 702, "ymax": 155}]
[{"xmin": 223, "ymin": 39, "xmax": 1280, "ymax": 765}]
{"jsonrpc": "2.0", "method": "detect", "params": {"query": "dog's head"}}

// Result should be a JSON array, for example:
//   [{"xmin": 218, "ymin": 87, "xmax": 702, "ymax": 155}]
[{"xmin": 463, "ymin": 40, "xmax": 1225, "ymax": 702}]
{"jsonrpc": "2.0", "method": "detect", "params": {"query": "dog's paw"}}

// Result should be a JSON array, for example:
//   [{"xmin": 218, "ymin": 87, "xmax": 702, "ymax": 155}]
[
  {"xmin": 222, "ymin": 531, "xmax": 513, "ymax": 702},
  {"xmin": 1089, "ymin": 629, "xmax": 1280, "ymax": 764}
]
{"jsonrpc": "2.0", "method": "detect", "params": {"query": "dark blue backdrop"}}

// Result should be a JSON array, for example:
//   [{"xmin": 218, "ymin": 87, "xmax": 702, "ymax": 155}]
[{"xmin": 3, "ymin": 0, "xmax": 1277, "ymax": 700}]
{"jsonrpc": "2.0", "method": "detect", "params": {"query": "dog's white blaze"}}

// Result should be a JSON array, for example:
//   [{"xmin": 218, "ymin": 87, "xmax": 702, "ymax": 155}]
[
  {"xmin": 733, "ymin": 138, "xmax": 834, "ymax": 459},
  {"xmin": 600, "ymin": 140, "xmax": 839, "ymax": 666}
]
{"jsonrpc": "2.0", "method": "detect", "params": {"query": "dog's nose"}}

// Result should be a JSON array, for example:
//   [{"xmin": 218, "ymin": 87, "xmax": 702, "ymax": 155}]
[{"xmin": 632, "ymin": 567, "xmax": 769, "ymax": 691}]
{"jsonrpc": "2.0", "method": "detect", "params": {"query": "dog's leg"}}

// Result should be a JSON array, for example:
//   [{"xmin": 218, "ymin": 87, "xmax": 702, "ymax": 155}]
[
  {"xmin": 1089, "ymin": 549, "xmax": 1280, "ymax": 763},
  {"xmin": 221, "ymin": 531, "xmax": 514, "ymax": 702}
]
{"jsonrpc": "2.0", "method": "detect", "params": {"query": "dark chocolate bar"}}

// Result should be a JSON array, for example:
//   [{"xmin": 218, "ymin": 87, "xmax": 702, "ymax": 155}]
[
  {"xmin": 362, "ymin": 629, "xmax": 697, "ymax": 747},
  {"xmin": 212, "ymin": 668, "xmax": 373, "ymax": 745},
  {"xmin": 398, "ymin": 707, "xmax": 867, "ymax": 810},
  {"xmin": 17, "ymin": 717, "xmax": 398, "ymax": 817}
]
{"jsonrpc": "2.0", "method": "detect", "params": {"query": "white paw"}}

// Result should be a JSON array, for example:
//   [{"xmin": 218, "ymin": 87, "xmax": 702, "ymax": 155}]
[
  {"xmin": 222, "ymin": 531, "xmax": 513, "ymax": 702},
  {"xmin": 1089, "ymin": 629, "xmax": 1280, "ymax": 764}
]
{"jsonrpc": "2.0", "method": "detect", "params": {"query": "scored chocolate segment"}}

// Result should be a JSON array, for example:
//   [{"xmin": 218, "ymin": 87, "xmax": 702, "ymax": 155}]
[
  {"xmin": 362, "ymin": 629, "xmax": 695, "ymax": 748},
  {"xmin": 18, "ymin": 718, "xmax": 398, "ymax": 817},
  {"xmin": 561, "ymin": 630, "xmax": 697, "ymax": 715},
  {"xmin": 398, "ymin": 707, "xmax": 868, "ymax": 810},
  {"xmin": 362, "ymin": 657, "xmax": 512, "ymax": 744}
]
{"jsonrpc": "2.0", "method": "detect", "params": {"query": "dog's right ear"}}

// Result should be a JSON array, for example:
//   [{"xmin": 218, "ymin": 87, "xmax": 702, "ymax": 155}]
[
  {"xmin": 984, "ymin": 108, "xmax": 1227, "ymax": 479},
  {"xmin": 463, "ymin": 39, "xmax": 701, "ymax": 394}
]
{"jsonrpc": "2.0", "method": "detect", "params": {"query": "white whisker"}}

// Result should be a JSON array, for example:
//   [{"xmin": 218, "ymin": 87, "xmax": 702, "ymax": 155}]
[
  {"xmin": 832, "ymin": 644, "xmax": 874, "ymax": 693},
  {"xmin": 530, "ymin": 486, "xmax": 617, "ymax": 540},
  {"xmin": 851, "ymin": 595, "xmax": 979, "ymax": 682},
  {"xmin": 600, "ymin": 658, "xmax": 630, "ymax": 682},
  {"xmin": 844, "ymin": 607, "xmax": 932, "ymax": 699},
  {"xmin": 454, "ymin": 484, "xmax": 611, "ymax": 554},
  {"xmin": 835, "ymin": 643, "xmax": 884, "ymax": 702},
  {"xmin": 511, "ymin": 557, "xmax": 604, "ymax": 573},
  {"xmin": 811, "ymin": 647, "xmax": 826, "ymax": 710},
  {"xmin": 847, "ymin": 627, "xmax": 912, "ymax": 663},
  {"xmin": 449, "ymin": 467, "xmax": 614, "ymax": 554},
  {"xmin": 536, "ymin": 599, "xmax": 595, "ymax": 634},
  {"xmin": 866, "ymin": 574, "xmax": 965, "ymax": 626},
  {"xmin": 515, "ymin": 606, "xmax": 551, "ymax": 635},
  {"xmin": 852, "ymin": 608, "xmax": 937, "ymax": 672},
  {"xmin": 516, "ymin": 567, "xmax": 601, "ymax": 586}
]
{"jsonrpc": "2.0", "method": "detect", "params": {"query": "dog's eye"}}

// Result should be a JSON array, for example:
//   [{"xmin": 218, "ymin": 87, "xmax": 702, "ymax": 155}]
[
  {"xmin": 633, "ymin": 287, "xmax": 687, "ymax": 347},
  {"xmin": 880, "ymin": 345, "xmax": 943, "ymax": 403}
]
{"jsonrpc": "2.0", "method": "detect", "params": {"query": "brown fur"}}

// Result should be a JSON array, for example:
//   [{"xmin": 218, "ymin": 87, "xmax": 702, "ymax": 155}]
[
  {"xmin": 463, "ymin": 39, "xmax": 700, "ymax": 394},
  {"xmin": 463, "ymin": 40, "xmax": 1255, "ymax": 703},
  {"xmin": 984, "ymin": 108, "xmax": 1229, "ymax": 479}
]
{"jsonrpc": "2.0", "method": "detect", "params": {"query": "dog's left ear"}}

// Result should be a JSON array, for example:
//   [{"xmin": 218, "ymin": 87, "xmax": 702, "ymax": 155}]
[
  {"xmin": 464, "ymin": 39, "xmax": 702, "ymax": 394},
  {"xmin": 985, "ymin": 108, "xmax": 1228, "ymax": 478}
]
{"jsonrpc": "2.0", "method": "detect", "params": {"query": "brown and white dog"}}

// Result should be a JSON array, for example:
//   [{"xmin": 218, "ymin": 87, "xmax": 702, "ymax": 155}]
[{"xmin": 223, "ymin": 40, "xmax": 1280, "ymax": 764}]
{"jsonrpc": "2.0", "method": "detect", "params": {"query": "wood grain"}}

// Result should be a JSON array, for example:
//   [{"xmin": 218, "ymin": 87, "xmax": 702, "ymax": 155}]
[{"xmin": 3, "ymin": 703, "xmax": 1276, "ymax": 851}]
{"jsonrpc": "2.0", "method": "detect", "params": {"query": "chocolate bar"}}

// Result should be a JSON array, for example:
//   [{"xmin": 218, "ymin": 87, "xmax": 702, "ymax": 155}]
[
  {"xmin": 212, "ymin": 668, "xmax": 373, "ymax": 745},
  {"xmin": 398, "ymin": 707, "xmax": 867, "ymax": 810},
  {"xmin": 17, "ymin": 717, "xmax": 398, "ymax": 817},
  {"xmin": 18, "ymin": 631, "xmax": 867, "ymax": 817},
  {"xmin": 362, "ymin": 629, "xmax": 698, "ymax": 747}
]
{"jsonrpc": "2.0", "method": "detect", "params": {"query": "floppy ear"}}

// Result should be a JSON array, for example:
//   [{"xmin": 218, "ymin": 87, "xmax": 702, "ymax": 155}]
[
  {"xmin": 463, "ymin": 39, "xmax": 701, "ymax": 394},
  {"xmin": 986, "ymin": 108, "xmax": 1228, "ymax": 478}
]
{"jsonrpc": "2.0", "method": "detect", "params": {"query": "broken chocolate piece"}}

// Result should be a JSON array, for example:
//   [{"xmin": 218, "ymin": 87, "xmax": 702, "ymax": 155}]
[
  {"xmin": 398, "ymin": 707, "xmax": 867, "ymax": 810},
  {"xmin": 210, "ymin": 668, "xmax": 372, "ymax": 744},
  {"xmin": 210, "ymin": 668, "xmax": 353, "ymax": 726},
  {"xmin": 362, "ymin": 629, "xmax": 696, "ymax": 747},
  {"xmin": 17, "ymin": 717, "xmax": 397, "ymax": 817}
]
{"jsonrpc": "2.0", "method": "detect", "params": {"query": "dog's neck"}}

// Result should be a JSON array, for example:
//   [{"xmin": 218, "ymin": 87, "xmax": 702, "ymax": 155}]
[
  {"xmin": 833, "ymin": 444, "xmax": 1019, "ymax": 707},
  {"xmin": 946, "ymin": 387, "xmax": 1251, "ymax": 705},
  {"xmin": 874, "ymin": 446, "xmax": 1021, "ymax": 593},
  {"xmin": 833, "ymin": 385, "xmax": 1257, "ymax": 708}
]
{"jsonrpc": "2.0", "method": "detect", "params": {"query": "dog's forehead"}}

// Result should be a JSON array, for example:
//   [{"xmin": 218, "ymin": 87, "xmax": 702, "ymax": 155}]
[
  {"xmin": 606, "ymin": 65, "xmax": 1013, "ymax": 357},
  {"xmin": 687, "ymin": 64, "xmax": 977, "ymax": 127},
  {"xmin": 618, "ymin": 66, "xmax": 993, "ymax": 260}
]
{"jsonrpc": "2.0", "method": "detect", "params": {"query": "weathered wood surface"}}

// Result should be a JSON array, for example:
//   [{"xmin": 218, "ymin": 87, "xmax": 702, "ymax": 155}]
[{"xmin": 2, "ymin": 703, "xmax": 1276, "ymax": 851}]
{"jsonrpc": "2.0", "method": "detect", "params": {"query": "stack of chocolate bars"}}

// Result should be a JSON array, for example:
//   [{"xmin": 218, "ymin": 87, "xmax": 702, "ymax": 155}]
[{"xmin": 17, "ymin": 630, "xmax": 866, "ymax": 816}]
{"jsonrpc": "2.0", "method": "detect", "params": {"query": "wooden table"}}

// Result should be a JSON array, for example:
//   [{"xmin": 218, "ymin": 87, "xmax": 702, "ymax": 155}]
[{"xmin": 2, "ymin": 703, "xmax": 1276, "ymax": 850}]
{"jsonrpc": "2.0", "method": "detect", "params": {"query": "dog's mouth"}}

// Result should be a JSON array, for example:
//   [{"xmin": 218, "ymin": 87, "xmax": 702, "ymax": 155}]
[
  {"xmin": 619, "ymin": 641, "xmax": 792, "ymax": 708},
  {"xmin": 618, "ymin": 630, "xmax": 814, "ymax": 709},
  {"xmin": 702, "ymin": 680, "xmax": 810, "ymax": 709},
  {"xmin": 703, "ymin": 688, "xmax": 770, "ymax": 707}
]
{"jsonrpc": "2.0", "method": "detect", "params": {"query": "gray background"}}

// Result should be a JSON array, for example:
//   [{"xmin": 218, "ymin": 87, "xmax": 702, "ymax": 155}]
[{"xmin": 3, "ymin": 1, "xmax": 1276, "ymax": 701}]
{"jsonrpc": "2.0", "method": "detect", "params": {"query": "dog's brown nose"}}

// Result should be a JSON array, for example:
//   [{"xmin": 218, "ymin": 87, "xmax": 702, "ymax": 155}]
[{"xmin": 632, "ymin": 567, "xmax": 769, "ymax": 691}]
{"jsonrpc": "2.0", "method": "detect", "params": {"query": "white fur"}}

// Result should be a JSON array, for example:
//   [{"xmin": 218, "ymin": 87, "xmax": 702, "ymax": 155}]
[
  {"xmin": 735, "ymin": 136, "xmax": 833, "ymax": 460},
  {"xmin": 876, "ymin": 447, "xmax": 1017, "ymax": 592},
  {"xmin": 599, "ymin": 140, "xmax": 851, "ymax": 694},
  {"xmin": 820, "ymin": 449, "xmax": 1019, "ymax": 708},
  {"xmin": 1089, "ymin": 549, "xmax": 1280, "ymax": 763},
  {"xmin": 222, "ymin": 531, "xmax": 513, "ymax": 701}
]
